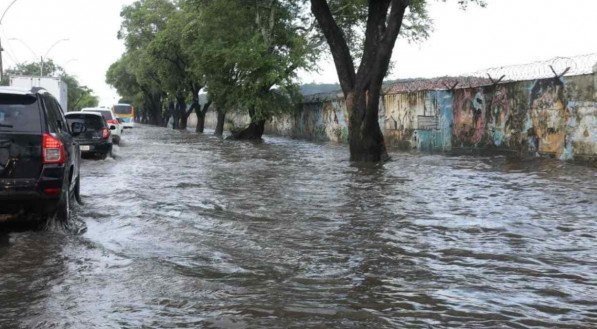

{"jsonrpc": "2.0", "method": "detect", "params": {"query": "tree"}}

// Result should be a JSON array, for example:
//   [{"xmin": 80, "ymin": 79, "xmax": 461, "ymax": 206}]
[
  {"xmin": 184, "ymin": 0, "xmax": 315, "ymax": 138},
  {"xmin": 107, "ymin": 0, "xmax": 177, "ymax": 126},
  {"xmin": 147, "ymin": 6, "xmax": 206, "ymax": 130},
  {"xmin": 310, "ymin": 0, "xmax": 484, "ymax": 161}
]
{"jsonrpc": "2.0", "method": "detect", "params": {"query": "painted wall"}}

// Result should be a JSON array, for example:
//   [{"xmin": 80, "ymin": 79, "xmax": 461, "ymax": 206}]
[{"xmin": 194, "ymin": 72, "xmax": 596, "ymax": 163}]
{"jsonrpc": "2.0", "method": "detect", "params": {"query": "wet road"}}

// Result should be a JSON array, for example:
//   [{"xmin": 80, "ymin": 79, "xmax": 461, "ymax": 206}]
[{"xmin": 1, "ymin": 125, "xmax": 596, "ymax": 328}]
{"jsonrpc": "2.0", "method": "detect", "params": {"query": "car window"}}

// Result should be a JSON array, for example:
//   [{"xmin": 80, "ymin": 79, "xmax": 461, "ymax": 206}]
[
  {"xmin": 0, "ymin": 94, "xmax": 42, "ymax": 133},
  {"xmin": 96, "ymin": 110, "xmax": 113, "ymax": 121},
  {"xmin": 66, "ymin": 114, "xmax": 105, "ymax": 130},
  {"xmin": 42, "ymin": 95, "xmax": 60, "ymax": 134},
  {"xmin": 51, "ymin": 97, "xmax": 69, "ymax": 133}
]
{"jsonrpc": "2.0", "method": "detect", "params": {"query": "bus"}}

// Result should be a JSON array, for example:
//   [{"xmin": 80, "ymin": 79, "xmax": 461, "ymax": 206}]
[{"xmin": 112, "ymin": 103, "xmax": 135, "ymax": 128}]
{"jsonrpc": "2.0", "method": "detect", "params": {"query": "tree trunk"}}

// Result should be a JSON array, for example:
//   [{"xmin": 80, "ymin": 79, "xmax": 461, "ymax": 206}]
[
  {"xmin": 214, "ymin": 110, "xmax": 226, "ymax": 136},
  {"xmin": 228, "ymin": 105, "xmax": 267, "ymax": 140},
  {"xmin": 196, "ymin": 111, "xmax": 205, "ymax": 133},
  {"xmin": 228, "ymin": 120, "xmax": 266, "ymax": 140},
  {"xmin": 168, "ymin": 100, "xmax": 178, "ymax": 129},
  {"xmin": 194, "ymin": 99, "xmax": 212, "ymax": 133},
  {"xmin": 310, "ymin": 0, "xmax": 408, "ymax": 162},
  {"xmin": 145, "ymin": 93, "xmax": 163, "ymax": 126},
  {"xmin": 176, "ymin": 95, "xmax": 188, "ymax": 130},
  {"xmin": 346, "ymin": 90, "xmax": 388, "ymax": 161}
]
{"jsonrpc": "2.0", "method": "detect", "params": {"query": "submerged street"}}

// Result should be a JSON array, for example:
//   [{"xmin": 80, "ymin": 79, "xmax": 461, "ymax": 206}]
[{"xmin": 1, "ymin": 126, "xmax": 596, "ymax": 328}]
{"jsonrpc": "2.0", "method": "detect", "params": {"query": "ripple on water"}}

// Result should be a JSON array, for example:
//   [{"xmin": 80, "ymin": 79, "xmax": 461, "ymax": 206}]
[{"xmin": 1, "ymin": 125, "xmax": 596, "ymax": 328}]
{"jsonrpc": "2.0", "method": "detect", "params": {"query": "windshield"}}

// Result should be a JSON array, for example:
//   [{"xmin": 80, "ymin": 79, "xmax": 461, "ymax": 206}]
[
  {"xmin": 94, "ymin": 110, "xmax": 113, "ymax": 121},
  {"xmin": 113, "ymin": 105, "xmax": 133, "ymax": 115},
  {"xmin": 0, "ymin": 94, "xmax": 42, "ymax": 133},
  {"xmin": 66, "ymin": 113, "xmax": 105, "ymax": 130}
]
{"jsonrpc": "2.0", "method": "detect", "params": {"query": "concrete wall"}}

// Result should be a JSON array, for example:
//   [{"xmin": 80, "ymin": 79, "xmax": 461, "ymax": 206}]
[{"xmin": 194, "ymin": 72, "xmax": 597, "ymax": 163}]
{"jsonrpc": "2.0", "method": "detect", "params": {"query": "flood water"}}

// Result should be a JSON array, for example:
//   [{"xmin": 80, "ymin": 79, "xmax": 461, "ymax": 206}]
[{"xmin": 1, "ymin": 125, "xmax": 596, "ymax": 328}]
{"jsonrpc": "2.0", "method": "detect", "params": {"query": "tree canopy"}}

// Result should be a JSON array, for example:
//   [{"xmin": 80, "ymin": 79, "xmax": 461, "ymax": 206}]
[
  {"xmin": 107, "ymin": 0, "xmax": 317, "ymax": 134},
  {"xmin": 107, "ymin": 0, "xmax": 485, "ymax": 159}
]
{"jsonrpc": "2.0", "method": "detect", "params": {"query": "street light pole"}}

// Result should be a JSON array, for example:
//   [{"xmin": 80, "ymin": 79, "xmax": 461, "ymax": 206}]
[
  {"xmin": 0, "ymin": 0, "xmax": 20, "ymax": 82},
  {"xmin": 8, "ymin": 38, "xmax": 38, "ymax": 60},
  {"xmin": 40, "ymin": 38, "xmax": 68, "ymax": 77}
]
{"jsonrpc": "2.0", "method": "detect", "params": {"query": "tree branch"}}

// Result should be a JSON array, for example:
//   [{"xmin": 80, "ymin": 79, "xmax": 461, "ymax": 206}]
[{"xmin": 310, "ymin": 0, "xmax": 356, "ymax": 94}]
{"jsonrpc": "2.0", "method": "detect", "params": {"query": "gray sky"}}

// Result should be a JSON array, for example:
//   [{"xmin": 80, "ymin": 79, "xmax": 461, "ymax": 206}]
[{"xmin": 1, "ymin": 0, "xmax": 596, "ymax": 105}]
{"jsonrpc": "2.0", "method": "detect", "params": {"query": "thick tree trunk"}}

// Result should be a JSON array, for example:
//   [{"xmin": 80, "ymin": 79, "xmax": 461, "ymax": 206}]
[
  {"xmin": 228, "ymin": 106, "xmax": 267, "ymax": 140},
  {"xmin": 310, "ymin": 0, "xmax": 407, "ymax": 162},
  {"xmin": 193, "ymin": 97, "xmax": 210, "ymax": 133},
  {"xmin": 228, "ymin": 120, "xmax": 266, "ymax": 140},
  {"xmin": 195, "ymin": 110, "xmax": 205, "ymax": 133},
  {"xmin": 145, "ymin": 94, "xmax": 163, "ymax": 126},
  {"xmin": 214, "ymin": 110, "xmax": 226, "ymax": 136},
  {"xmin": 176, "ymin": 96, "xmax": 188, "ymax": 130},
  {"xmin": 346, "ymin": 90, "xmax": 388, "ymax": 161},
  {"xmin": 195, "ymin": 111, "xmax": 205, "ymax": 133}
]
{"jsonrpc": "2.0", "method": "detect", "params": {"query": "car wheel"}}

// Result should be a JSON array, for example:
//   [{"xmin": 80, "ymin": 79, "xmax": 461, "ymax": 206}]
[
  {"xmin": 74, "ymin": 175, "xmax": 83, "ymax": 205},
  {"xmin": 113, "ymin": 135, "xmax": 120, "ymax": 145},
  {"xmin": 55, "ymin": 185, "xmax": 70, "ymax": 223}
]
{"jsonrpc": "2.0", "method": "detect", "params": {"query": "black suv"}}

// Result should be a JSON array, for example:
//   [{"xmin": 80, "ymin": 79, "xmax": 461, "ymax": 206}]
[{"xmin": 0, "ymin": 87, "xmax": 82, "ymax": 227}]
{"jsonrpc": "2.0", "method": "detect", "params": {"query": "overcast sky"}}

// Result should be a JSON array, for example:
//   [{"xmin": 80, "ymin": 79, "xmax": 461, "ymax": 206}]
[{"xmin": 1, "ymin": 0, "xmax": 596, "ymax": 105}]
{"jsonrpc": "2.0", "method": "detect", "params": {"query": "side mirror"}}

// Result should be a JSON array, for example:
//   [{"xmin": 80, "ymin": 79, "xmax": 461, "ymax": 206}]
[
  {"xmin": 109, "ymin": 125, "xmax": 117, "ymax": 130},
  {"xmin": 71, "ymin": 122, "xmax": 86, "ymax": 136}
]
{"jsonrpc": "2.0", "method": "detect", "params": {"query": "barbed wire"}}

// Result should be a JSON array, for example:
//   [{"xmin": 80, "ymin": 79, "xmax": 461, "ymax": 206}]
[
  {"xmin": 384, "ymin": 53, "xmax": 597, "ymax": 94},
  {"xmin": 469, "ymin": 53, "xmax": 597, "ymax": 81},
  {"xmin": 384, "ymin": 76, "xmax": 494, "ymax": 94},
  {"xmin": 303, "ymin": 53, "xmax": 597, "ymax": 100}
]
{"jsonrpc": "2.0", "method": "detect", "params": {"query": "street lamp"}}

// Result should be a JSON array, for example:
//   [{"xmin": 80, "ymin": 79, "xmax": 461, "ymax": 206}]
[
  {"xmin": 0, "ymin": 0, "xmax": 20, "ymax": 81},
  {"xmin": 8, "ymin": 37, "xmax": 38, "ymax": 60},
  {"xmin": 62, "ymin": 58, "xmax": 78, "ymax": 66},
  {"xmin": 41, "ymin": 38, "xmax": 69, "ymax": 76},
  {"xmin": 7, "ymin": 37, "xmax": 70, "ymax": 77}
]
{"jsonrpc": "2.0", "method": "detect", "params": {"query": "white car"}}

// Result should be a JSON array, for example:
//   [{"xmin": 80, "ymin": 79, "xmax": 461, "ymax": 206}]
[{"xmin": 81, "ymin": 107, "xmax": 123, "ymax": 145}]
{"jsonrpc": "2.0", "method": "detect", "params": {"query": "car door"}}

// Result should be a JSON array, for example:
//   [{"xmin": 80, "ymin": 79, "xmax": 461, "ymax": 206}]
[{"xmin": 43, "ymin": 95, "xmax": 79, "ymax": 188}]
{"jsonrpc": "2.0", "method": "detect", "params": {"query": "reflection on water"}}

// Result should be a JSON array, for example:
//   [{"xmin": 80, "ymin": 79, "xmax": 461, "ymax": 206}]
[{"xmin": 1, "ymin": 125, "xmax": 596, "ymax": 328}]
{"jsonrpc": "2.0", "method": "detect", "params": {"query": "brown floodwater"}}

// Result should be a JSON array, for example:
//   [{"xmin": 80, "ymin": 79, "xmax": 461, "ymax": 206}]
[{"xmin": 1, "ymin": 125, "xmax": 596, "ymax": 328}]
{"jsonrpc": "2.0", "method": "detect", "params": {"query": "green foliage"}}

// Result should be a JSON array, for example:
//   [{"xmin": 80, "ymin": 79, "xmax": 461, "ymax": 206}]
[
  {"xmin": 107, "ymin": 0, "xmax": 317, "ymax": 128},
  {"xmin": 182, "ymin": 0, "xmax": 316, "ymax": 121}
]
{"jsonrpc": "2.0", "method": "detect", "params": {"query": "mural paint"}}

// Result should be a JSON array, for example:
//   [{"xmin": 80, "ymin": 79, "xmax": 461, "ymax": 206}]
[
  {"xmin": 527, "ymin": 78, "xmax": 569, "ymax": 158},
  {"xmin": 195, "ymin": 73, "xmax": 596, "ymax": 164},
  {"xmin": 485, "ymin": 85, "xmax": 511, "ymax": 147},
  {"xmin": 565, "ymin": 101, "xmax": 597, "ymax": 161},
  {"xmin": 453, "ymin": 89, "xmax": 486, "ymax": 146}
]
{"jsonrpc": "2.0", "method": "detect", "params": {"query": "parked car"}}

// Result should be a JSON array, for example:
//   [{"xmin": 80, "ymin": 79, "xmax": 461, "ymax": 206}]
[
  {"xmin": 0, "ymin": 86, "xmax": 82, "ymax": 226},
  {"xmin": 65, "ymin": 112, "xmax": 114, "ymax": 160},
  {"xmin": 81, "ymin": 107, "xmax": 122, "ymax": 144}
]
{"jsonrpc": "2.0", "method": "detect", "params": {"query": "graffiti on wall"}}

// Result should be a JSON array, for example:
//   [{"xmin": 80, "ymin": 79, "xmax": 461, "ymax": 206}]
[
  {"xmin": 486, "ymin": 86, "xmax": 511, "ymax": 147},
  {"xmin": 453, "ymin": 89, "xmax": 487, "ymax": 145},
  {"xmin": 322, "ymin": 101, "xmax": 348, "ymax": 143},
  {"xmin": 200, "ymin": 73, "xmax": 594, "ymax": 163},
  {"xmin": 528, "ymin": 78, "xmax": 569, "ymax": 158}
]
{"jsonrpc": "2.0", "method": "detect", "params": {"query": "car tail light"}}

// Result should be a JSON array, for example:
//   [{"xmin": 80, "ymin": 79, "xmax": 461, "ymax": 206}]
[
  {"xmin": 102, "ymin": 127, "xmax": 110, "ymax": 140},
  {"xmin": 107, "ymin": 119, "xmax": 118, "ymax": 125},
  {"xmin": 43, "ymin": 187, "xmax": 61, "ymax": 196},
  {"xmin": 43, "ymin": 133, "xmax": 66, "ymax": 165}
]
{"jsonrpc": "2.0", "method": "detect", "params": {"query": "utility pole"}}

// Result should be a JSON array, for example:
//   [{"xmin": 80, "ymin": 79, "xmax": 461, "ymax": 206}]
[{"xmin": 0, "ymin": 0, "xmax": 19, "ymax": 83}]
